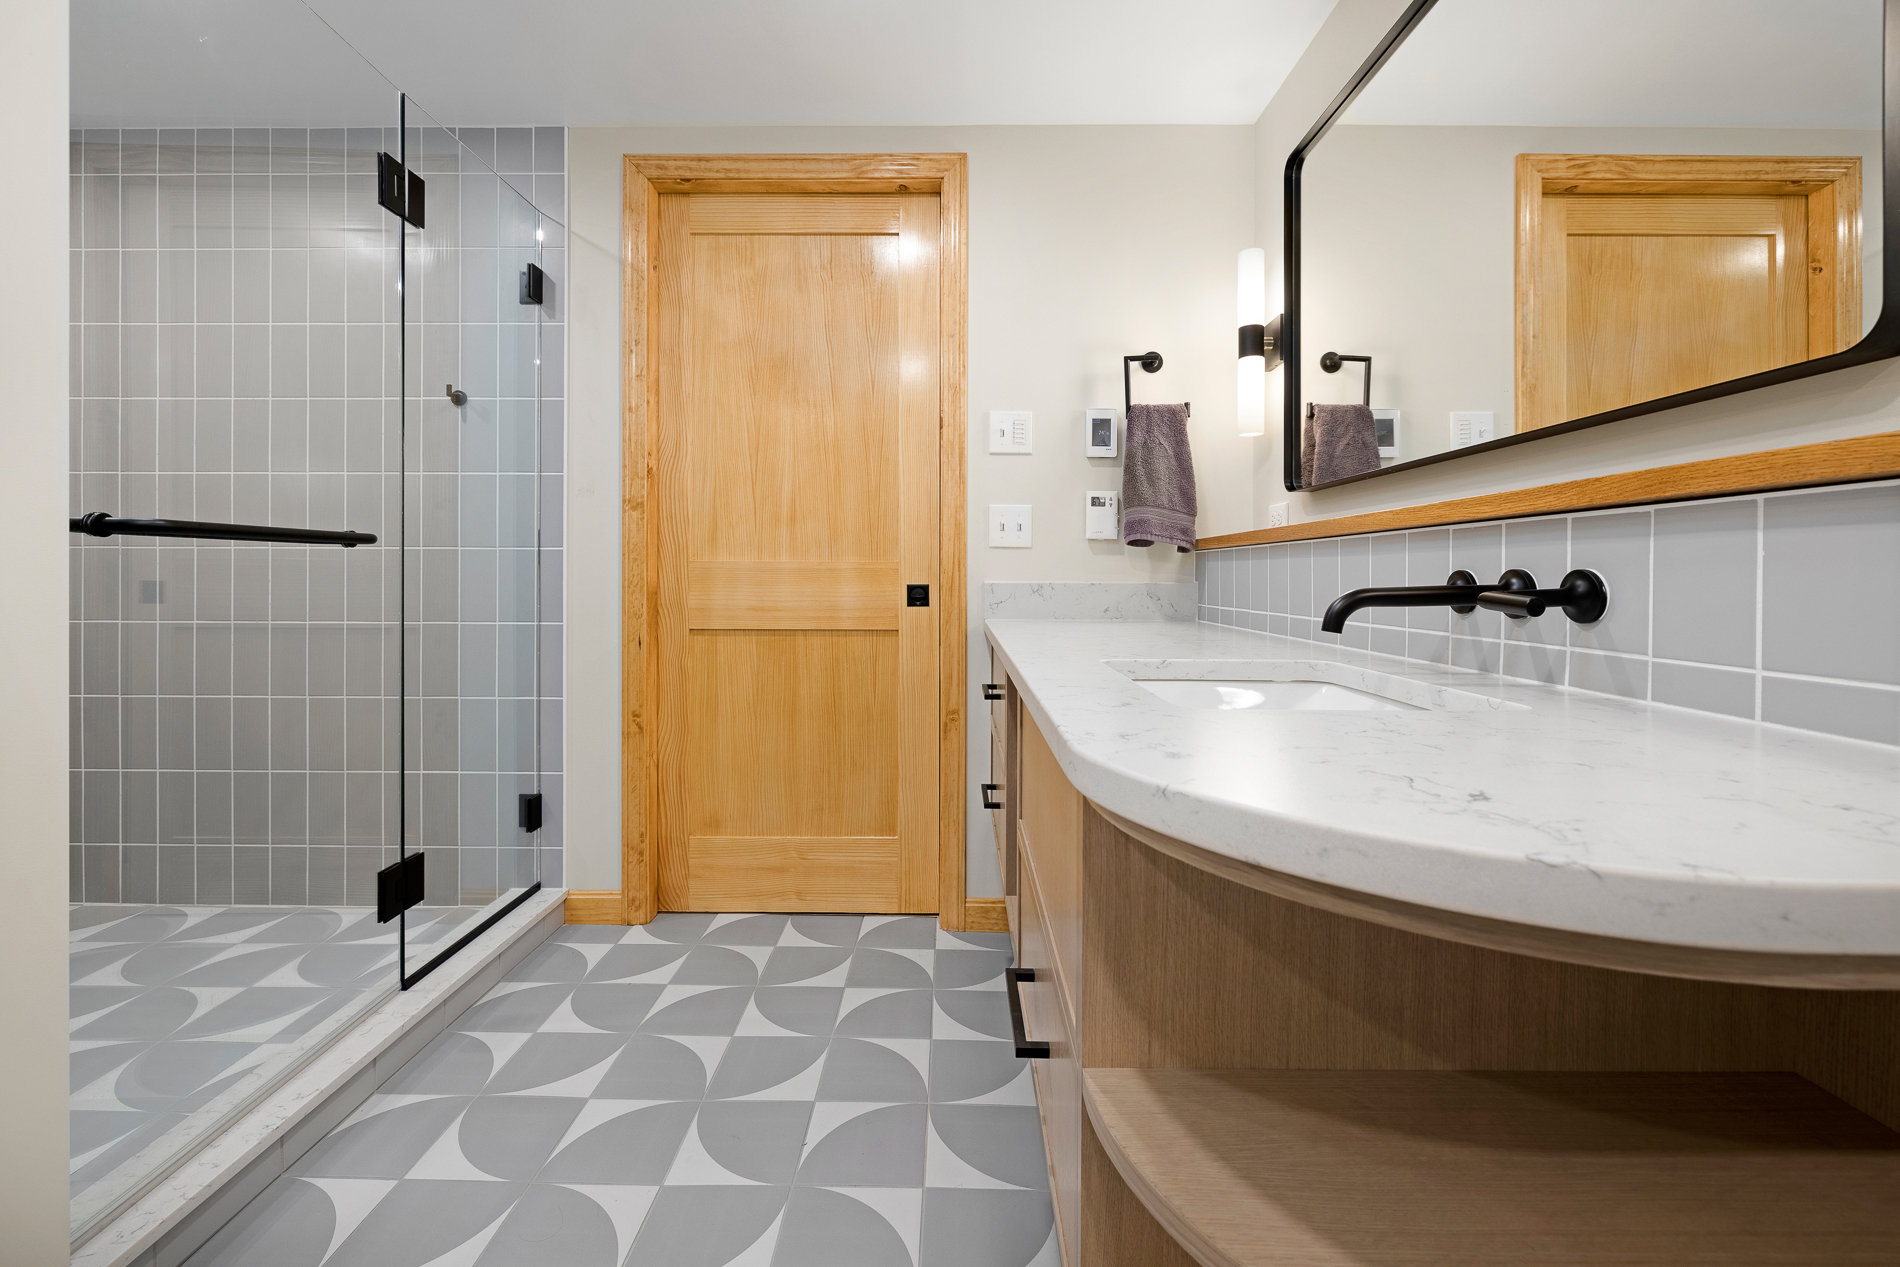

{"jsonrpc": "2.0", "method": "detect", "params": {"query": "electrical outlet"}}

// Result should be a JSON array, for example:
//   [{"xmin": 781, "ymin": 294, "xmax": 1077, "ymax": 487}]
[
  {"xmin": 988, "ymin": 410, "xmax": 1033, "ymax": 454},
  {"xmin": 1450, "ymin": 411, "xmax": 1495, "ymax": 449},
  {"xmin": 1267, "ymin": 502, "xmax": 1289, "ymax": 529},
  {"xmin": 989, "ymin": 504, "xmax": 1032, "ymax": 547}
]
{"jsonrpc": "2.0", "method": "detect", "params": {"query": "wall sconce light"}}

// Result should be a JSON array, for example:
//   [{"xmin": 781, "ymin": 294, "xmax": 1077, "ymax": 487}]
[{"xmin": 1237, "ymin": 247, "xmax": 1282, "ymax": 437}]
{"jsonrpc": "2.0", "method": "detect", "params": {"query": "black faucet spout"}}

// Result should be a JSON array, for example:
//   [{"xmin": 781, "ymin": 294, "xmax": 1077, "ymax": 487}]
[{"xmin": 1321, "ymin": 572, "xmax": 1485, "ymax": 634}]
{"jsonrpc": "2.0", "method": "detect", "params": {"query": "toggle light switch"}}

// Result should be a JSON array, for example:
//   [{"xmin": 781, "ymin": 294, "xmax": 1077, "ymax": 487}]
[{"xmin": 989, "ymin": 504, "xmax": 1032, "ymax": 548}]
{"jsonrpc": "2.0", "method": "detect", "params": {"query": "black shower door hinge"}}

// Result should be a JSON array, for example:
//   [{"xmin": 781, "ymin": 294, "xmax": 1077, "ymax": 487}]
[
  {"xmin": 377, "ymin": 152, "xmax": 426, "ymax": 228},
  {"xmin": 376, "ymin": 852, "xmax": 425, "ymax": 923},
  {"xmin": 519, "ymin": 792, "xmax": 544, "ymax": 833}
]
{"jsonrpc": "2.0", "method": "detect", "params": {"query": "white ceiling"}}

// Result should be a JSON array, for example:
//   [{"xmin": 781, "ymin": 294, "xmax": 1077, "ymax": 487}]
[
  {"xmin": 1345, "ymin": 0, "xmax": 1882, "ymax": 129},
  {"xmin": 72, "ymin": 0, "xmax": 1341, "ymax": 128}
]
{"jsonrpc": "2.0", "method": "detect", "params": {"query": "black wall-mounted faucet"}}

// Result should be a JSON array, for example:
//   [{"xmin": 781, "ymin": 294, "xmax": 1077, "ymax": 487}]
[{"xmin": 1321, "ymin": 568, "xmax": 1607, "ymax": 634}]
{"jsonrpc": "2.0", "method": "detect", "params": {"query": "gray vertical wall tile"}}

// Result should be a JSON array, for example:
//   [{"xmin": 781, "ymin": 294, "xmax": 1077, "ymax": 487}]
[
  {"xmin": 1761, "ymin": 675, "xmax": 1900, "ymax": 745},
  {"xmin": 1762, "ymin": 485, "xmax": 1900, "ymax": 685},
  {"xmin": 1448, "ymin": 523, "xmax": 1503, "ymax": 642},
  {"xmin": 1653, "ymin": 499, "xmax": 1758, "ymax": 669},
  {"xmin": 1569, "ymin": 510, "xmax": 1651, "ymax": 655},
  {"xmin": 1652, "ymin": 661, "xmax": 1754, "ymax": 720},
  {"xmin": 1570, "ymin": 649, "xmax": 1650, "ymax": 701}
]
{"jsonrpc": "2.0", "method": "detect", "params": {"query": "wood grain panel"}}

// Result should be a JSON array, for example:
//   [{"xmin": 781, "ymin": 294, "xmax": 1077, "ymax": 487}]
[
  {"xmin": 688, "ymin": 560, "xmax": 899, "ymax": 629},
  {"xmin": 1021, "ymin": 710, "xmax": 1083, "ymax": 1032},
  {"xmin": 934, "ymin": 160, "xmax": 970, "ymax": 931},
  {"xmin": 688, "ymin": 231, "xmax": 898, "ymax": 564},
  {"xmin": 1523, "ymin": 152, "xmax": 1860, "ymax": 196},
  {"xmin": 1095, "ymin": 804, "xmax": 1900, "ymax": 991},
  {"xmin": 1086, "ymin": 1068, "xmax": 1900, "ymax": 1267},
  {"xmin": 686, "ymin": 835, "xmax": 901, "ymax": 910},
  {"xmin": 687, "ymin": 629, "xmax": 898, "ymax": 838},
  {"xmin": 564, "ymin": 890, "xmax": 626, "ymax": 924},
  {"xmin": 1081, "ymin": 1109, "xmax": 1198, "ymax": 1267},
  {"xmin": 690, "ymin": 194, "xmax": 901, "ymax": 235},
  {"xmin": 1019, "ymin": 861, "xmax": 1083, "ymax": 1267},
  {"xmin": 653, "ymin": 192, "xmax": 696, "ymax": 911},
  {"xmin": 1195, "ymin": 431, "xmax": 1900, "ymax": 550}
]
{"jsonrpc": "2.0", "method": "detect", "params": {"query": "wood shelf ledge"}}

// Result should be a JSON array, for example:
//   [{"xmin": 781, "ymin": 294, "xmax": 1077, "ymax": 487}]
[
  {"xmin": 1093, "ymin": 803, "xmax": 1900, "ymax": 991},
  {"xmin": 1084, "ymin": 1068, "xmax": 1900, "ymax": 1267}
]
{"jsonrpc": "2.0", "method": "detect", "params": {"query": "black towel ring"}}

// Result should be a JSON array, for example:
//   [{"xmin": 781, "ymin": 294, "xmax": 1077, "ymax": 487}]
[
  {"xmin": 1124, "ymin": 352, "xmax": 1189, "ymax": 418},
  {"xmin": 1307, "ymin": 351, "xmax": 1371, "ymax": 418}
]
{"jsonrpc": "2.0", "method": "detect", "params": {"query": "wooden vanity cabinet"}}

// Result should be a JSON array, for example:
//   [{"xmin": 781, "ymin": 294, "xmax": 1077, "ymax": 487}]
[{"xmin": 1001, "ymin": 682, "xmax": 1900, "ymax": 1267}]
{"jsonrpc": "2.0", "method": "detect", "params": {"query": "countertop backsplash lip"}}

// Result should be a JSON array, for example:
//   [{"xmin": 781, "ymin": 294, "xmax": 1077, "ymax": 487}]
[
  {"xmin": 982, "ymin": 581, "xmax": 1196, "ymax": 621},
  {"xmin": 1192, "ymin": 478, "xmax": 1900, "ymax": 749},
  {"xmin": 983, "ymin": 615, "xmax": 1900, "ymax": 958}
]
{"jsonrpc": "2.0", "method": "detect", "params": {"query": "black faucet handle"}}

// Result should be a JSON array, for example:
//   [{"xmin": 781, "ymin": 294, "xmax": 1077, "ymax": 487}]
[
  {"xmin": 1478, "ymin": 589, "xmax": 1548, "ymax": 617},
  {"xmin": 1447, "ymin": 570, "xmax": 1478, "ymax": 615}
]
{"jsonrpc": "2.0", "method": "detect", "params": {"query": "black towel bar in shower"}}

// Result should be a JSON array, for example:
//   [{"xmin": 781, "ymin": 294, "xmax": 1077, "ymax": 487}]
[{"xmin": 69, "ymin": 512, "xmax": 377, "ymax": 548}]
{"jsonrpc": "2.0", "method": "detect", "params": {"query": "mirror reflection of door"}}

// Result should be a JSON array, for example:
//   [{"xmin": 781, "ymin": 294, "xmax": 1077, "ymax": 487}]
[{"xmin": 1516, "ymin": 154, "xmax": 1863, "ymax": 430}]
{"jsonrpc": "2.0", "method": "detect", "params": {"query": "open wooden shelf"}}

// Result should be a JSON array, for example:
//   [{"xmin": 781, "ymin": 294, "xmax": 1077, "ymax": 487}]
[{"xmin": 1084, "ymin": 1068, "xmax": 1900, "ymax": 1267}]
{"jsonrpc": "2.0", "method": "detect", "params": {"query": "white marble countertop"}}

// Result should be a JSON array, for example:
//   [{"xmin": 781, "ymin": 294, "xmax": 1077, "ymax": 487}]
[{"xmin": 985, "ymin": 619, "xmax": 1900, "ymax": 957}]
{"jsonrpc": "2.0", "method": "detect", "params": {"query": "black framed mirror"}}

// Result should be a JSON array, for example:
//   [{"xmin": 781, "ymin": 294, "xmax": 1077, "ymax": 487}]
[{"xmin": 1282, "ymin": 0, "xmax": 1900, "ymax": 491}]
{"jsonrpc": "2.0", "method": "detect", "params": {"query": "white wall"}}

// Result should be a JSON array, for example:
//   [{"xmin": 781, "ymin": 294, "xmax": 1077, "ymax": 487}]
[
  {"xmin": 0, "ymin": 0, "xmax": 76, "ymax": 1261},
  {"xmin": 1302, "ymin": 123, "xmax": 1883, "ymax": 463},
  {"xmin": 565, "ymin": 125, "xmax": 1256, "ymax": 897},
  {"xmin": 1250, "ymin": 0, "xmax": 1900, "ymax": 525}
]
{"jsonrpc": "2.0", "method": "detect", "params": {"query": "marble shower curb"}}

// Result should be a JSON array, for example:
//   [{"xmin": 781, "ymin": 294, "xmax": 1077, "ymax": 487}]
[{"xmin": 72, "ymin": 889, "xmax": 567, "ymax": 1267}]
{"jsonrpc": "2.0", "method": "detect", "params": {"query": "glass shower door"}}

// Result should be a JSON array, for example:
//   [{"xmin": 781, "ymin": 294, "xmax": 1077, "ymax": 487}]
[{"xmin": 394, "ymin": 97, "xmax": 549, "ymax": 985}]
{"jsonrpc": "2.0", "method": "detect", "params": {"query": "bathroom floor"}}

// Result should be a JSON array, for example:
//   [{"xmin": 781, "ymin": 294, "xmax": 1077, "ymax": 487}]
[
  {"xmin": 69, "ymin": 903, "xmax": 477, "ymax": 1220},
  {"xmin": 184, "ymin": 913, "xmax": 1057, "ymax": 1267}
]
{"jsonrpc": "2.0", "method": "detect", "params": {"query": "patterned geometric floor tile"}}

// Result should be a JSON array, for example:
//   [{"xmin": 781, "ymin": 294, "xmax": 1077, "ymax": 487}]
[{"xmin": 183, "ymin": 915, "xmax": 1054, "ymax": 1267}]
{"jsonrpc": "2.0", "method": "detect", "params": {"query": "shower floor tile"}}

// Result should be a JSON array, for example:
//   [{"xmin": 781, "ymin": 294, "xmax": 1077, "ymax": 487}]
[
  {"xmin": 69, "ymin": 903, "xmax": 482, "ymax": 1229},
  {"xmin": 183, "ymin": 915, "xmax": 1058, "ymax": 1267}
]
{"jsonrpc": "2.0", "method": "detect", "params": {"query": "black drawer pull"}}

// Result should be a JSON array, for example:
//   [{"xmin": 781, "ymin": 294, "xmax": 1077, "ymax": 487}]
[
  {"xmin": 982, "ymin": 683, "xmax": 1005, "ymax": 701},
  {"xmin": 981, "ymin": 783, "xmax": 1003, "ymax": 810},
  {"xmin": 1005, "ymin": 967, "xmax": 1052, "ymax": 1059}
]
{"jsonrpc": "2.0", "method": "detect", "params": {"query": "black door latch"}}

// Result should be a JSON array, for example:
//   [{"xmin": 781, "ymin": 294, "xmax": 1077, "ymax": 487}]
[{"xmin": 906, "ymin": 584, "xmax": 929, "ymax": 607}]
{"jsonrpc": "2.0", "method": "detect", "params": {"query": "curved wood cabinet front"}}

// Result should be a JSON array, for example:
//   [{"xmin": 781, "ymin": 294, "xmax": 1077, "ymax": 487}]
[{"xmin": 1006, "ymin": 694, "xmax": 1900, "ymax": 1267}]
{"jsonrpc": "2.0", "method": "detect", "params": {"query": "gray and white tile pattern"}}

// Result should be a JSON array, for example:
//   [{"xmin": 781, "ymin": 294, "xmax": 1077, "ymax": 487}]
[
  {"xmin": 185, "ymin": 914, "xmax": 1057, "ymax": 1267},
  {"xmin": 69, "ymin": 903, "xmax": 478, "ymax": 1229}
]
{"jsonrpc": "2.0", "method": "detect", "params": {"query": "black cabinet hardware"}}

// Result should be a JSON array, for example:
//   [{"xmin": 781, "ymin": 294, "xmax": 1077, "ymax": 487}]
[
  {"xmin": 982, "ymin": 683, "xmax": 1005, "ymax": 701},
  {"xmin": 1005, "ymin": 967, "xmax": 1051, "ymax": 1059},
  {"xmin": 376, "ymin": 852, "xmax": 425, "ymax": 923},
  {"xmin": 71, "ymin": 512, "xmax": 375, "ymax": 548},
  {"xmin": 982, "ymin": 783, "xmax": 1003, "ymax": 810},
  {"xmin": 906, "ymin": 583, "xmax": 930, "ymax": 607}
]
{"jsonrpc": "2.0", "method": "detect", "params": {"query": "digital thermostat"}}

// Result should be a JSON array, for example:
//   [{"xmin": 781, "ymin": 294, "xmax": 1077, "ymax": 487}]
[
  {"xmin": 1085, "ymin": 408, "xmax": 1117, "ymax": 458},
  {"xmin": 1085, "ymin": 491, "xmax": 1120, "ymax": 540}
]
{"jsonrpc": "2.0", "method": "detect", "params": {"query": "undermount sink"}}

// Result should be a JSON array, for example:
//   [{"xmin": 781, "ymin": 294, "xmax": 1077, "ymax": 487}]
[
  {"xmin": 1133, "ymin": 678, "xmax": 1418, "ymax": 712},
  {"xmin": 1105, "ymin": 658, "xmax": 1528, "ymax": 714}
]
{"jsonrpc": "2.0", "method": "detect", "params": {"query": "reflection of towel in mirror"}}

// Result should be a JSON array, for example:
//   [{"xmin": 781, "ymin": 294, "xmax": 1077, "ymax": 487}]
[
  {"xmin": 1302, "ymin": 403, "xmax": 1380, "ymax": 485},
  {"xmin": 1121, "ymin": 403, "xmax": 1197, "ymax": 552}
]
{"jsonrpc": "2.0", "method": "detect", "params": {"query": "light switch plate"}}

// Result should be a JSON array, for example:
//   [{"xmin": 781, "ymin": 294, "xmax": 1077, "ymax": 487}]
[
  {"xmin": 989, "ymin": 504, "xmax": 1032, "ymax": 548},
  {"xmin": 1450, "ymin": 411, "xmax": 1495, "ymax": 449},
  {"xmin": 1085, "ymin": 491, "xmax": 1119, "ymax": 540},
  {"xmin": 989, "ymin": 410, "xmax": 1033, "ymax": 454}
]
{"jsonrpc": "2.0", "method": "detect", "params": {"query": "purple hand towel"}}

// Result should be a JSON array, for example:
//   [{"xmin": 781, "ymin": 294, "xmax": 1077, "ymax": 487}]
[
  {"xmin": 1302, "ymin": 403, "xmax": 1380, "ymax": 485},
  {"xmin": 1121, "ymin": 403, "xmax": 1197, "ymax": 552}
]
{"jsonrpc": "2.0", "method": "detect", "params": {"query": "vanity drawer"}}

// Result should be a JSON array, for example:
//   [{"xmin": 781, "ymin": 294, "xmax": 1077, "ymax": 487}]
[
  {"xmin": 988, "ymin": 724, "xmax": 1008, "ymax": 869},
  {"xmin": 1018, "ymin": 846, "xmax": 1080, "ymax": 1267},
  {"xmin": 1020, "ymin": 709, "xmax": 1083, "ymax": 1021}
]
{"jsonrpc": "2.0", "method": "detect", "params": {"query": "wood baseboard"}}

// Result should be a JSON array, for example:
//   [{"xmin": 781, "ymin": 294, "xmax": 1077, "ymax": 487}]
[
  {"xmin": 961, "ymin": 897, "xmax": 1010, "ymax": 933},
  {"xmin": 564, "ymin": 890, "xmax": 626, "ymax": 924}
]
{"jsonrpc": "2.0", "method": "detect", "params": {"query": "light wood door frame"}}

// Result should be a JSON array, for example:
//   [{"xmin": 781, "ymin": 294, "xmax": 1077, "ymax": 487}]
[
  {"xmin": 1516, "ymin": 153, "xmax": 1863, "ymax": 432},
  {"xmin": 620, "ymin": 153, "xmax": 970, "ymax": 928}
]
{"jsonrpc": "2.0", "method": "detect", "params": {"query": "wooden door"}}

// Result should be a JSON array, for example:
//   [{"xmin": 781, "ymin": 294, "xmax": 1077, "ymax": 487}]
[
  {"xmin": 651, "ymin": 192, "xmax": 941, "ymax": 912},
  {"xmin": 1517, "ymin": 154, "xmax": 1862, "ymax": 431}
]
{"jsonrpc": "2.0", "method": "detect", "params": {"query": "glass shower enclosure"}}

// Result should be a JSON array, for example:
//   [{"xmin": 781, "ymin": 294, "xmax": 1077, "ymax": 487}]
[{"xmin": 67, "ymin": 0, "xmax": 559, "ymax": 1243}]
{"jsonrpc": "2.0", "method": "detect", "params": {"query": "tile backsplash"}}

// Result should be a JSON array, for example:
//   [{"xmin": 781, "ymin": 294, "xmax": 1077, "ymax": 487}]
[
  {"xmin": 69, "ymin": 126, "xmax": 568, "ymax": 906},
  {"xmin": 1195, "ymin": 479, "xmax": 1900, "ymax": 746}
]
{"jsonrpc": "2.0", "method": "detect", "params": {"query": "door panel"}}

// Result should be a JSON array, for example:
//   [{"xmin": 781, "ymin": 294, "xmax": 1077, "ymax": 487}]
[{"xmin": 655, "ymin": 191, "xmax": 941, "ymax": 912}]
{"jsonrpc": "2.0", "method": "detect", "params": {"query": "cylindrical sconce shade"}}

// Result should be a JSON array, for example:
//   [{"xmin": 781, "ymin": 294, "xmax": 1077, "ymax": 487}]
[{"xmin": 1237, "ymin": 247, "xmax": 1267, "ymax": 436}]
